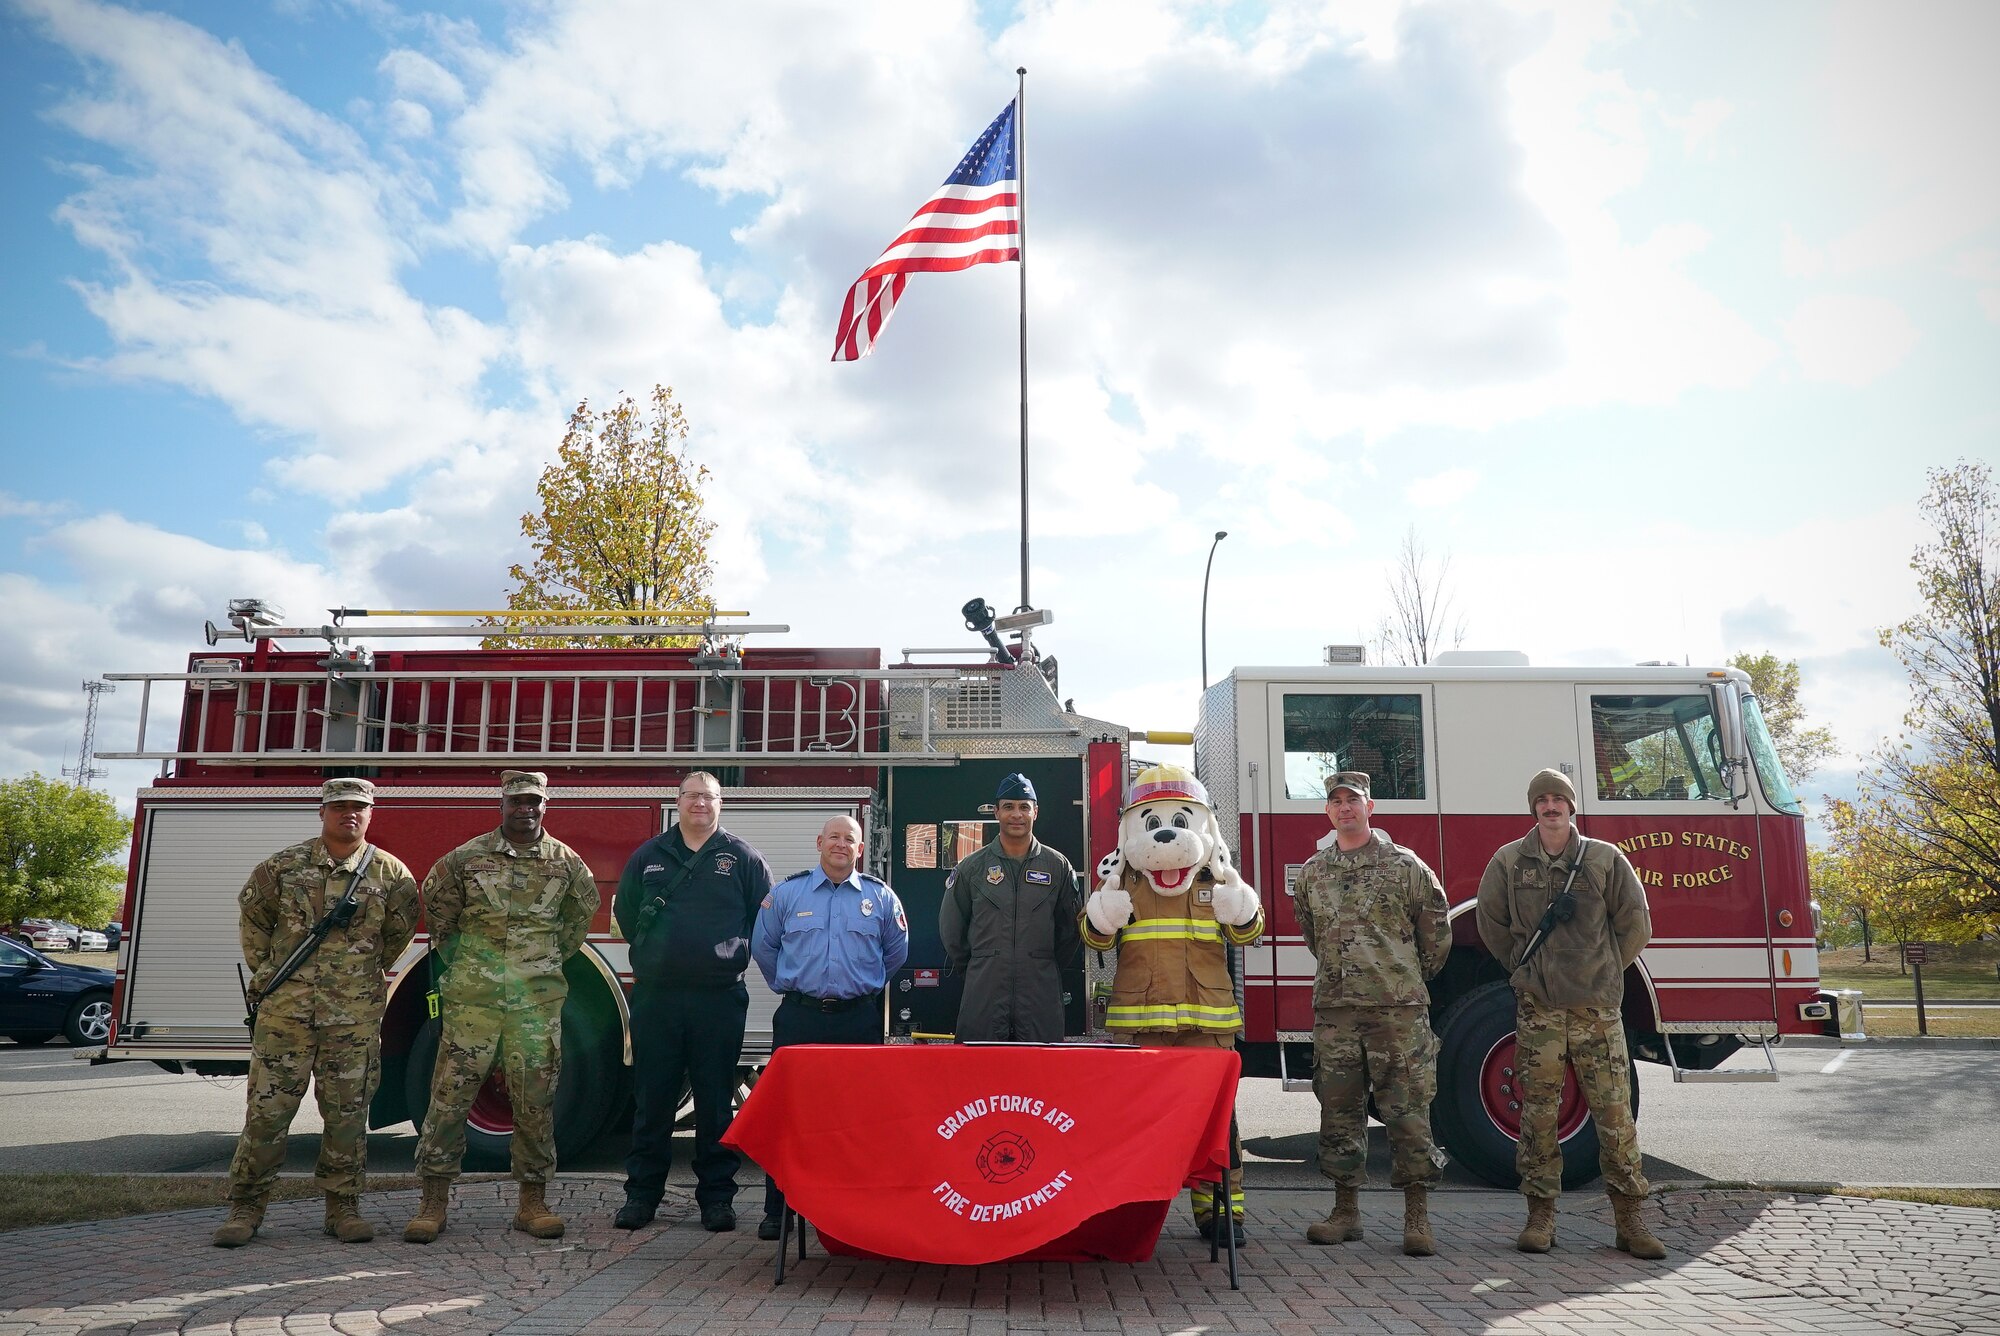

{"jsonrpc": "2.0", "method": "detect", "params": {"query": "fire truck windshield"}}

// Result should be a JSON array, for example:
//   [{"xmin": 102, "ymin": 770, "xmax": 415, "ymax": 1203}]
[{"xmin": 1740, "ymin": 694, "xmax": 1805, "ymax": 815}]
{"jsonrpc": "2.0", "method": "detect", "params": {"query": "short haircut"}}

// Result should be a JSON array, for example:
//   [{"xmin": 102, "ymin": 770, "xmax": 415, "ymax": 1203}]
[{"xmin": 681, "ymin": 770, "xmax": 722, "ymax": 795}]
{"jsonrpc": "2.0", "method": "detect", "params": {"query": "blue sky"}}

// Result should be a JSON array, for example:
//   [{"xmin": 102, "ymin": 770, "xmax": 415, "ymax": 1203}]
[{"xmin": 3, "ymin": 0, "xmax": 1996, "ymax": 816}]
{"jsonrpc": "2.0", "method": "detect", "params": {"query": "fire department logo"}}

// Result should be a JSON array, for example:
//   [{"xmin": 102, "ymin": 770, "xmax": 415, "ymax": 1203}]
[
  {"xmin": 714, "ymin": 854, "xmax": 736, "ymax": 874},
  {"xmin": 975, "ymin": 1131, "xmax": 1036, "ymax": 1184}
]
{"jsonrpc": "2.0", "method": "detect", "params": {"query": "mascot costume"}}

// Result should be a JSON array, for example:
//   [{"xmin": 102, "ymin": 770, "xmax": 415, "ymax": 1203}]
[{"xmin": 1081, "ymin": 764, "xmax": 1264, "ymax": 1243}]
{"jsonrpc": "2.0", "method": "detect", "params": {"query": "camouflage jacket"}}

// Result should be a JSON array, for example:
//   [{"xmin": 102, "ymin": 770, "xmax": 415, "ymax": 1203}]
[
  {"xmin": 423, "ymin": 830, "xmax": 599, "ymax": 1010},
  {"xmin": 240, "ymin": 838, "xmax": 420, "ymax": 1027},
  {"xmin": 1475, "ymin": 828, "xmax": 1651, "ymax": 1010},
  {"xmin": 1293, "ymin": 830, "xmax": 1449, "ymax": 1009}
]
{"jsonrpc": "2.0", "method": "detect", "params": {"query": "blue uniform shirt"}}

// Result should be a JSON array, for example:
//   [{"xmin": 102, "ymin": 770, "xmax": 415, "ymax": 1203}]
[{"xmin": 752, "ymin": 866, "xmax": 910, "ymax": 999}]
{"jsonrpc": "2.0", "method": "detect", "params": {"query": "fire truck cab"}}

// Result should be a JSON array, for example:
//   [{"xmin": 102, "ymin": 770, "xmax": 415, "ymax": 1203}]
[{"xmin": 1198, "ymin": 652, "xmax": 1828, "ymax": 1186}]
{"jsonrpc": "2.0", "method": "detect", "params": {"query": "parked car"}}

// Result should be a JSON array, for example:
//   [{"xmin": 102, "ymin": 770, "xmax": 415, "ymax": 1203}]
[
  {"xmin": 0, "ymin": 937, "xmax": 114, "ymax": 1045},
  {"xmin": 19, "ymin": 919, "xmax": 78, "ymax": 952},
  {"xmin": 102, "ymin": 922, "xmax": 122, "ymax": 950},
  {"xmin": 76, "ymin": 929, "xmax": 109, "ymax": 952}
]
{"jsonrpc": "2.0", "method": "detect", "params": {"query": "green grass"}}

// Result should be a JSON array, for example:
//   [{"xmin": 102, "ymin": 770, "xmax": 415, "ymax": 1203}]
[{"xmin": 1818, "ymin": 940, "xmax": 2000, "ymax": 1001}]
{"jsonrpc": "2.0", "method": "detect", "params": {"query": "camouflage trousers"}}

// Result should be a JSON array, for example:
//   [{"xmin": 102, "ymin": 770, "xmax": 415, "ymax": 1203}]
[
  {"xmin": 227, "ymin": 1014, "xmax": 380, "ymax": 1202},
  {"xmin": 415, "ymin": 998, "xmax": 563, "ymax": 1184},
  {"xmin": 1514, "ymin": 996, "xmax": 1648, "ymax": 1199},
  {"xmin": 1311, "ymin": 1005, "xmax": 1442, "ymax": 1188},
  {"xmin": 1134, "ymin": 1030, "xmax": 1243, "ymax": 1223}
]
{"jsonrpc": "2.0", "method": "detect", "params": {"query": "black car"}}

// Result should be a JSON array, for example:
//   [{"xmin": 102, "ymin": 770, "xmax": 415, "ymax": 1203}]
[{"xmin": 0, "ymin": 936, "xmax": 115, "ymax": 1046}]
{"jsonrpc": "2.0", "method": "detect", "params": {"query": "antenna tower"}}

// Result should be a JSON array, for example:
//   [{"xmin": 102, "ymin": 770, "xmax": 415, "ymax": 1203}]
[{"xmin": 62, "ymin": 680, "xmax": 114, "ymax": 788}]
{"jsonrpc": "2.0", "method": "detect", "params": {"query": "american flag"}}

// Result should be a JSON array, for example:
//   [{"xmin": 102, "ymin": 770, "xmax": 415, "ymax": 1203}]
[{"xmin": 831, "ymin": 101, "xmax": 1019, "ymax": 361}]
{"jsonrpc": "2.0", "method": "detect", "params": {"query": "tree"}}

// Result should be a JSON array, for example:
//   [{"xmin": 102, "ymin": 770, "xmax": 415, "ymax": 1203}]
[
  {"xmin": 1821, "ymin": 797, "xmax": 1984, "ymax": 971},
  {"xmin": 487, "ymin": 386, "xmax": 716, "ymax": 648},
  {"xmin": 1727, "ymin": 652, "xmax": 1839, "ymax": 784},
  {"xmin": 1371, "ymin": 527, "xmax": 1467, "ymax": 666},
  {"xmin": 1858, "ymin": 461, "xmax": 2000, "ymax": 921},
  {"xmin": 0, "ymin": 774, "xmax": 131, "ymax": 929}
]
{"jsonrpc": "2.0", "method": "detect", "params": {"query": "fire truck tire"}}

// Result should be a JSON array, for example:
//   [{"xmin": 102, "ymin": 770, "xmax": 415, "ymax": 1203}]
[
  {"xmin": 1432, "ymin": 981, "xmax": 1639, "ymax": 1192},
  {"xmin": 400, "ymin": 1008, "xmax": 622, "ymax": 1171}
]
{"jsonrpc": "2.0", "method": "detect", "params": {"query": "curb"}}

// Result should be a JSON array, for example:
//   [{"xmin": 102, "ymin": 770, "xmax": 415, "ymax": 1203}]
[{"xmin": 1783, "ymin": 1035, "xmax": 2000, "ymax": 1049}]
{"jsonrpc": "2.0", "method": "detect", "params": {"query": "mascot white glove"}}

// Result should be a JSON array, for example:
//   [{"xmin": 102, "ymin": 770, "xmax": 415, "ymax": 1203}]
[
  {"xmin": 1205, "ymin": 840, "xmax": 1261, "ymax": 927},
  {"xmin": 1086, "ymin": 849, "xmax": 1133, "ymax": 936}
]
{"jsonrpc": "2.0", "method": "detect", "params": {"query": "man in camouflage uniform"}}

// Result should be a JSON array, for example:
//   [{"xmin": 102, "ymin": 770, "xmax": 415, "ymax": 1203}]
[
  {"xmin": 214, "ymin": 777, "xmax": 420, "ymax": 1247},
  {"xmin": 1475, "ymin": 766, "xmax": 1666, "ymax": 1260},
  {"xmin": 1293, "ymin": 771, "xmax": 1449, "ymax": 1256},
  {"xmin": 404, "ymin": 771, "xmax": 599, "ymax": 1244}
]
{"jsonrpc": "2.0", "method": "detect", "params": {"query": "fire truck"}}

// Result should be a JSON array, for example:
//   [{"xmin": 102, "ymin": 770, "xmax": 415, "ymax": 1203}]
[{"xmin": 92, "ymin": 605, "xmax": 1834, "ymax": 1186}]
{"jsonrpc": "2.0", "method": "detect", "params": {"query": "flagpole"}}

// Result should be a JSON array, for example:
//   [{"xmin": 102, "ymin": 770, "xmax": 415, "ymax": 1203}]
[{"xmin": 1015, "ymin": 65, "xmax": 1030, "ymax": 612}]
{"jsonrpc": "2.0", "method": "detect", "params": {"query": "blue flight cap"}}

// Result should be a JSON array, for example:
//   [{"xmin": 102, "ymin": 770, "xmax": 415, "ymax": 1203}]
[{"xmin": 996, "ymin": 773, "xmax": 1037, "ymax": 803}]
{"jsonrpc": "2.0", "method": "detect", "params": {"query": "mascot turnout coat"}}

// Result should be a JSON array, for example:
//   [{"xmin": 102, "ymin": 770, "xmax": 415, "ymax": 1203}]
[{"xmin": 1081, "ymin": 766, "xmax": 1264, "ymax": 1036}]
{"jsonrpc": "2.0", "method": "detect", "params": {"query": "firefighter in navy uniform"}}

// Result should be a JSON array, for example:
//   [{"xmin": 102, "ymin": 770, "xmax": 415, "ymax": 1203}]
[
  {"xmin": 613, "ymin": 771, "xmax": 772, "ymax": 1233},
  {"xmin": 749, "ymin": 814, "xmax": 909, "ymax": 1241},
  {"xmin": 938, "ymin": 772, "xmax": 1083, "ymax": 1042}
]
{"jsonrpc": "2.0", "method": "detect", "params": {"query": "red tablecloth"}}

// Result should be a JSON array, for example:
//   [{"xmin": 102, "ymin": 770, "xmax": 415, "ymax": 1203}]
[{"xmin": 723, "ymin": 1044, "xmax": 1237, "ymax": 1265}]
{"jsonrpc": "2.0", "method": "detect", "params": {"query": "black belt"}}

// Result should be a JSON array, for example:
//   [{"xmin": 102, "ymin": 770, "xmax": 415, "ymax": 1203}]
[{"xmin": 784, "ymin": 991, "xmax": 880, "ymax": 1013}]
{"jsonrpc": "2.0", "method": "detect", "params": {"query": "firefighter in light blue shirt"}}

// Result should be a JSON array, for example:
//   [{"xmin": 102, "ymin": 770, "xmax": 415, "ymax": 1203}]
[{"xmin": 748, "ymin": 813, "xmax": 909, "ymax": 1239}]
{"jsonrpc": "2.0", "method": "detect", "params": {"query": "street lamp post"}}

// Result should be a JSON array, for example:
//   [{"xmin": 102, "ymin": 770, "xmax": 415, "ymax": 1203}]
[{"xmin": 1201, "ymin": 530, "xmax": 1228, "ymax": 691}]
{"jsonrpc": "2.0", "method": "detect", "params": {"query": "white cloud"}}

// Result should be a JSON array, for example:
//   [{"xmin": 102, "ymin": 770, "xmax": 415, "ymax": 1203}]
[
  {"xmin": 1783, "ymin": 0, "xmax": 2000, "ymax": 279},
  {"xmin": 379, "ymin": 47, "xmax": 465, "ymax": 109},
  {"xmin": 1783, "ymin": 295, "xmax": 1919, "ymax": 386},
  {"xmin": 385, "ymin": 98, "xmax": 433, "ymax": 139},
  {"xmin": 1406, "ymin": 468, "xmax": 1478, "ymax": 508}
]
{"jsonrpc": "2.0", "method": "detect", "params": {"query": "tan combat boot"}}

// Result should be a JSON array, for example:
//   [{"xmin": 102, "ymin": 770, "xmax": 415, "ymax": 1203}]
[
  {"xmin": 323, "ymin": 1192, "xmax": 374, "ymax": 1243},
  {"xmin": 1402, "ymin": 1184, "xmax": 1435, "ymax": 1256},
  {"xmin": 513, "ymin": 1182, "xmax": 565, "ymax": 1239},
  {"xmin": 402, "ymin": 1174, "xmax": 451, "ymax": 1244},
  {"xmin": 1306, "ymin": 1183, "xmax": 1363, "ymax": 1244},
  {"xmin": 1516, "ymin": 1194, "xmax": 1556, "ymax": 1253},
  {"xmin": 211, "ymin": 1198, "xmax": 265, "ymax": 1248},
  {"xmin": 1609, "ymin": 1189, "xmax": 1667, "ymax": 1260}
]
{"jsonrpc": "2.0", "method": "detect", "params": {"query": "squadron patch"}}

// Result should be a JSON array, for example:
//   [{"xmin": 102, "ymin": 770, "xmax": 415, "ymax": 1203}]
[{"xmin": 985, "ymin": 865, "xmax": 1006, "ymax": 885}]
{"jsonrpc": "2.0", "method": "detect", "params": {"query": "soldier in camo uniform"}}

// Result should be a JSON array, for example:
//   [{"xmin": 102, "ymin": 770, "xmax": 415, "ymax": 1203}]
[
  {"xmin": 404, "ymin": 771, "xmax": 599, "ymax": 1244},
  {"xmin": 213, "ymin": 777, "xmax": 420, "ymax": 1248},
  {"xmin": 1475, "ymin": 766, "xmax": 1666, "ymax": 1260},
  {"xmin": 1292, "ymin": 771, "xmax": 1450, "ymax": 1256}
]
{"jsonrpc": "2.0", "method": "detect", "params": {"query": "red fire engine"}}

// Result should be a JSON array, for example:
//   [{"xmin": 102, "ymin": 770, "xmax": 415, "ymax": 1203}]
[{"xmin": 92, "ymin": 606, "xmax": 1835, "ymax": 1185}]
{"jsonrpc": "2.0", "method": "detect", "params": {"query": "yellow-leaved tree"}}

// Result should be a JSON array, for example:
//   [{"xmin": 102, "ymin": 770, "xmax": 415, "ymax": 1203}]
[{"xmin": 487, "ymin": 386, "xmax": 716, "ymax": 648}]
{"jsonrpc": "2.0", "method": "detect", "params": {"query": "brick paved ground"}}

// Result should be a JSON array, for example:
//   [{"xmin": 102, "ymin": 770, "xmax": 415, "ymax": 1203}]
[{"xmin": 2, "ymin": 1179, "xmax": 1995, "ymax": 1334}]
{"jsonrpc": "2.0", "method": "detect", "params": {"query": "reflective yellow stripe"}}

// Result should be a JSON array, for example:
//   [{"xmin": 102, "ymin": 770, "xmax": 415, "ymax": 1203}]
[
  {"xmin": 1105, "ymin": 1003, "xmax": 1243, "ymax": 1030},
  {"xmin": 1220, "ymin": 917, "xmax": 1263, "ymax": 946},
  {"xmin": 1119, "ymin": 919, "xmax": 1223, "ymax": 942}
]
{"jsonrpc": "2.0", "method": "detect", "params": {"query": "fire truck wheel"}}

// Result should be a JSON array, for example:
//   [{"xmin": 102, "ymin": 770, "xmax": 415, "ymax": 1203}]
[
  {"xmin": 401, "ymin": 1008, "xmax": 622, "ymax": 1171},
  {"xmin": 1432, "ymin": 981, "xmax": 1640, "ymax": 1191}
]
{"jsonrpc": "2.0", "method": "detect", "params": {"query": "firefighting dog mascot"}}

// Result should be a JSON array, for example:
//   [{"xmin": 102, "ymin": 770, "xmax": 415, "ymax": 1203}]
[{"xmin": 1081, "ymin": 764, "xmax": 1264, "ymax": 1244}]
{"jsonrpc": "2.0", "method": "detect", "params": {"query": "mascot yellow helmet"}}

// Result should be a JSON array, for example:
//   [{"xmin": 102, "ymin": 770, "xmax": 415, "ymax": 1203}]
[{"xmin": 1123, "ymin": 763, "xmax": 1209, "ymax": 812}]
